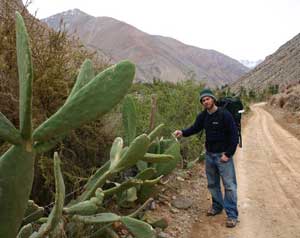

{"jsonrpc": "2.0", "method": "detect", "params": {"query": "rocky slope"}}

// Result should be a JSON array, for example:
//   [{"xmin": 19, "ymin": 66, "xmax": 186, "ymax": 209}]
[
  {"xmin": 232, "ymin": 33, "xmax": 300, "ymax": 92},
  {"xmin": 43, "ymin": 9, "xmax": 248, "ymax": 86}
]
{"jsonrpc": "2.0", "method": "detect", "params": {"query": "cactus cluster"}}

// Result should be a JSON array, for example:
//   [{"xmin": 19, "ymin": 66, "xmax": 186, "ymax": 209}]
[
  {"xmin": 17, "ymin": 128, "xmax": 169, "ymax": 237},
  {"xmin": 1, "ymin": 12, "xmax": 183, "ymax": 238},
  {"xmin": 19, "ymin": 152, "xmax": 158, "ymax": 238},
  {"xmin": 0, "ymin": 12, "xmax": 135, "ymax": 238}
]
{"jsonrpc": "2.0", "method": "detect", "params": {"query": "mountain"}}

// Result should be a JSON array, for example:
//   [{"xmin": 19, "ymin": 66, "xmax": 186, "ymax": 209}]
[
  {"xmin": 232, "ymin": 33, "xmax": 300, "ymax": 92},
  {"xmin": 239, "ymin": 59, "xmax": 263, "ymax": 69},
  {"xmin": 43, "ymin": 9, "xmax": 248, "ymax": 86}
]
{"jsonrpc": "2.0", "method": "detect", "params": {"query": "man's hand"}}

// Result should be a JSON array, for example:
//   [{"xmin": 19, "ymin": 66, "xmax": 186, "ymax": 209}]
[
  {"xmin": 173, "ymin": 130, "xmax": 183, "ymax": 138},
  {"xmin": 220, "ymin": 153, "xmax": 230, "ymax": 163}
]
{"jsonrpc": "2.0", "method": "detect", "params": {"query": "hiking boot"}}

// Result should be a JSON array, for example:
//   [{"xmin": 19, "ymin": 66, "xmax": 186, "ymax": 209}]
[
  {"xmin": 226, "ymin": 218, "xmax": 238, "ymax": 228},
  {"xmin": 206, "ymin": 207, "xmax": 222, "ymax": 216}
]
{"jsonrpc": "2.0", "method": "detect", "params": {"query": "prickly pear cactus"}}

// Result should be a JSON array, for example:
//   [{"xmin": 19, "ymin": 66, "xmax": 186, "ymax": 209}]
[
  {"xmin": 0, "ymin": 12, "xmax": 135, "ymax": 238},
  {"xmin": 0, "ymin": 12, "xmax": 35, "ymax": 238},
  {"xmin": 122, "ymin": 95, "xmax": 137, "ymax": 146},
  {"xmin": 30, "ymin": 153, "xmax": 65, "ymax": 238},
  {"xmin": 73, "ymin": 213, "xmax": 155, "ymax": 238}
]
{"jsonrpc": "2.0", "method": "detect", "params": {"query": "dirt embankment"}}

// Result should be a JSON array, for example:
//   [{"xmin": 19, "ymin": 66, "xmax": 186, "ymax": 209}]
[
  {"xmin": 267, "ymin": 83, "xmax": 300, "ymax": 140},
  {"xmin": 264, "ymin": 105, "xmax": 300, "ymax": 141}
]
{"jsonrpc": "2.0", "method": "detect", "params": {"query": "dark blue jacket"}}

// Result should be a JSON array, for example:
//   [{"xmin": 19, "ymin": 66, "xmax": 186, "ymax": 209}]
[{"xmin": 182, "ymin": 108, "xmax": 239, "ymax": 157}]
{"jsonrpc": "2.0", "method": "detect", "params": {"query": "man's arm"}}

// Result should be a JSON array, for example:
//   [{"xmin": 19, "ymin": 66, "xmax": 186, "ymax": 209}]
[{"xmin": 181, "ymin": 112, "xmax": 205, "ymax": 137}]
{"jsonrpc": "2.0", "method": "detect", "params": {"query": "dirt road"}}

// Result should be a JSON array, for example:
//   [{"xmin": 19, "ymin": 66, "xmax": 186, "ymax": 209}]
[{"xmin": 188, "ymin": 103, "xmax": 300, "ymax": 238}]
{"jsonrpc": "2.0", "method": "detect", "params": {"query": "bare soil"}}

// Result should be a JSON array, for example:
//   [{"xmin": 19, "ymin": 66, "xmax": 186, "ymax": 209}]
[
  {"xmin": 149, "ymin": 163, "xmax": 209, "ymax": 238},
  {"xmin": 152, "ymin": 103, "xmax": 300, "ymax": 238}
]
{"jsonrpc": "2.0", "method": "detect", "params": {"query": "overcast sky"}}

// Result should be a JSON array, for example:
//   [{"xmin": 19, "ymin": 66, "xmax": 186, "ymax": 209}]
[{"xmin": 24, "ymin": 0, "xmax": 300, "ymax": 61}]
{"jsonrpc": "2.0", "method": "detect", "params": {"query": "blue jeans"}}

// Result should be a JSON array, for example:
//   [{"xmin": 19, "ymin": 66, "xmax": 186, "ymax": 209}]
[{"xmin": 205, "ymin": 152, "xmax": 238, "ymax": 219}]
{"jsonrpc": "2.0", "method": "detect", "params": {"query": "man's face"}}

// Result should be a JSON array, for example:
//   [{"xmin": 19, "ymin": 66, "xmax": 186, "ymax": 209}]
[{"xmin": 201, "ymin": 96, "xmax": 215, "ymax": 110}]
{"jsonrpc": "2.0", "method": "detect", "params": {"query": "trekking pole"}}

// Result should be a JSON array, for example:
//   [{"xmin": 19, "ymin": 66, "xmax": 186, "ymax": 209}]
[
  {"xmin": 238, "ymin": 109, "xmax": 244, "ymax": 148},
  {"xmin": 239, "ymin": 129, "xmax": 242, "ymax": 148}
]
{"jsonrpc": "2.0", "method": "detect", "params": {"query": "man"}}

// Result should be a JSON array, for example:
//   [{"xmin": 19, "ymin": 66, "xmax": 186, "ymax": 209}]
[{"xmin": 173, "ymin": 88, "xmax": 239, "ymax": 228}]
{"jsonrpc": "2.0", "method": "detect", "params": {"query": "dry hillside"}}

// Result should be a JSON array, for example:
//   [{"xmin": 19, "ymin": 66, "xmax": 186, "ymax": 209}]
[
  {"xmin": 231, "ymin": 33, "xmax": 300, "ymax": 92},
  {"xmin": 43, "ymin": 9, "xmax": 248, "ymax": 86}
]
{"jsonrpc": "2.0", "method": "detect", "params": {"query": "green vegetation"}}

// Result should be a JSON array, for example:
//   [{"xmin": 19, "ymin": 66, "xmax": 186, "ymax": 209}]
[
  {"xmin": 224, "ymin": 84, "xmax": 280, "ymax": 106},
  {"xmin": 129, "ymin": 80, "xmax": 206, "ymax": 162}
]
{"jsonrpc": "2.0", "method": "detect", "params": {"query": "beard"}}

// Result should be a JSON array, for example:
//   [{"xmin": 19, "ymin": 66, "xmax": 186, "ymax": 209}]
[{"xmin": 204, "ymin": 102, "xmax": 214, "ymax": 110}]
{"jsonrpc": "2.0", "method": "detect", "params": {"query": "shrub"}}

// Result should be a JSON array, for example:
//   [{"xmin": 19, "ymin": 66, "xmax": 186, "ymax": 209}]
[{"xmin": 129, "ymin": 80, "xmax": 206, "ymax": 163}]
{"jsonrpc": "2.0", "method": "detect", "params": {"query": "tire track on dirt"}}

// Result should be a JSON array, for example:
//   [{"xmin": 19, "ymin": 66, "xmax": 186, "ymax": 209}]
[{"xmin": 259, "ymin": 105, "xmax": 300, "ymax": 217}]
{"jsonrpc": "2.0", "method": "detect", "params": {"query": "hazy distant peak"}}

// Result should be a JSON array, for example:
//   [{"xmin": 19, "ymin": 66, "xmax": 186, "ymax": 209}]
[{"xmin": 239, "ymin": 59, "xmax": 263, "ymax": 69}]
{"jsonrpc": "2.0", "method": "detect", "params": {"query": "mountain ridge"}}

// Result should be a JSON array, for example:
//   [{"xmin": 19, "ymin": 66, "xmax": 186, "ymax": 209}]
[{"xmin": 43, "ymin": 9, "xmax": 248, "ymax": 86}]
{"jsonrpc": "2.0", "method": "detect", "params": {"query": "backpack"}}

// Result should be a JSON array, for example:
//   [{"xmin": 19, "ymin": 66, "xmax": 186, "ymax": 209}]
[{"xmin": 216, "ymin": 96, "xmax": 244, "ymax": 147}]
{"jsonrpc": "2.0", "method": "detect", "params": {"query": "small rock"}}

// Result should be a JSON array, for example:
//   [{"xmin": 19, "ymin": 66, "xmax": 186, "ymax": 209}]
[
  {"xmin": 171, "ymin": 196, "xmax": 193, "ymax": 209},
  {"xmin": 176, "ymin": 176, "xmax": 185, "ymax": 181},
  {"xmin": 152, "ymin": 218, "xmax": 168, "ymax": 229},
  {"xmin": 157, "ymin": 231, "xmax": 171, "ymax": 238},
  {"xmin": 170, "ymin": 207, "xmax": 179, "ymax": 213},
  {"xmin": 150, "ymin": 201, "xmax": 156, "ymax": 210},
  {"xmin": 142, "ymin": 212, "xmax": 169, "ymax": 229}
]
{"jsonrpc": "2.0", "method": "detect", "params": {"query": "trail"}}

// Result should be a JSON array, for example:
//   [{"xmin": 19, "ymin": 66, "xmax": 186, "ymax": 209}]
[{"xmin": 188, "ymin": 103, "xmax": 300, "ymax": 238}]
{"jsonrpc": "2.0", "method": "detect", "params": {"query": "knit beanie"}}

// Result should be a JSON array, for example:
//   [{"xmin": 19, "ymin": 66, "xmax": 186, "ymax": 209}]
[{"xmin": 199, "ymin": 88, "xmax": 217, "ymax": 102}]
